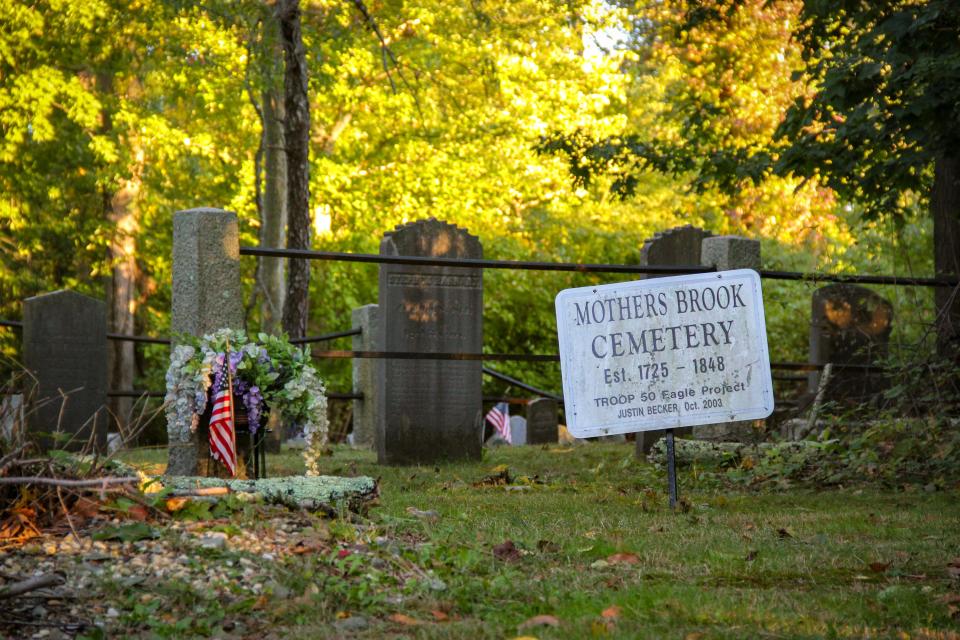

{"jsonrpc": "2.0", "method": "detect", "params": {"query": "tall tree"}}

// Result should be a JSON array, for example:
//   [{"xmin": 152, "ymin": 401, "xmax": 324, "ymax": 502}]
[
  {"xmin": 278, "ymin": 0, "xmax": 311, "ymax": 339},
  {"xmin": 775, "ymin": 0, "xmax": 960, "ymax": 357}
]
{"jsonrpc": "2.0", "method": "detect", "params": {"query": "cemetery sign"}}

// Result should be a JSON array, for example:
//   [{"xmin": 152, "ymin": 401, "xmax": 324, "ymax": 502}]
[{"xmin": 556, "ymin": 270, "xmax": 773, "ymax": 438}]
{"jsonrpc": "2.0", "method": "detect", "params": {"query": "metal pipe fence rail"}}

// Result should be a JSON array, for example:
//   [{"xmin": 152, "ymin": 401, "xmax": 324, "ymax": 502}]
[
  {"xmin": 4, "ymin": 243, "xmax": 949, "ymax": 411},
  {"xmin": 0, "ymin": 317, "xmax": 877, "ymax": 374},
  {"xmin": 239, "ymin": 245, "xmax": 960, "ymax": 288}
]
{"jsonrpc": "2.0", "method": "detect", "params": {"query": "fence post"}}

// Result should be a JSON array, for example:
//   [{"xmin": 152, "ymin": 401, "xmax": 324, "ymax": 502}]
[
  {"xmin": 696, "ymin": 234, "xmax": 762, "ymax": 442},
  {"xmin": 351, "ymin": 304, "xmax": 383, "ymax": 449},
  {"xmin": 167, "ymin": 208, "xmax": 243, "ymax": 476}
]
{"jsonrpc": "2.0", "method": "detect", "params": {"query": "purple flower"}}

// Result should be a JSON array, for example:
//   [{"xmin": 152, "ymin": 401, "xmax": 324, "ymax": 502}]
[{"xmin": 243, "ymin": 385, "xmax": 263, "ymax": 434}]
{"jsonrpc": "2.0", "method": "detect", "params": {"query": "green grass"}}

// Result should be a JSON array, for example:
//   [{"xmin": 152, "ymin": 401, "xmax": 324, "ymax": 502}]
[{"xmin": 118, "ymin": 443, "xmax": 960, "ymax": 639}]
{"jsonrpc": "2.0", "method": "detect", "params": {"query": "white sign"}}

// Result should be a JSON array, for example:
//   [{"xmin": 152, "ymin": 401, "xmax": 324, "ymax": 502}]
[{"xmin": 555, "ymin": 269, "xmax": 773, "ymax": 438}]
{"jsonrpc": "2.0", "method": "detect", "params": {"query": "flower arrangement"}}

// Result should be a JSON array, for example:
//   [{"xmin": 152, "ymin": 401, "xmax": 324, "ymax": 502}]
[{"xmin": 164, "ymin": 329, "xmax": 328, "ymax": 475}]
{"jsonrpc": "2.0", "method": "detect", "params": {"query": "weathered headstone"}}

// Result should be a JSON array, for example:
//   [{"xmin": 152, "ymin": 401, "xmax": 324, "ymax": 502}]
[
  {"xmin": 23, "ymin": 291, "xmax": 107, "ymax": 451},
  {"xmin": 809, "ymin": 284, "xmax": 893, "ymax": 403},
  {"xmin": 697, "ymin": 235, "xmax": 762, "ymax": 442},
  {"xmin": 352, "ymin": 304, "xmax": 384, "ymax": 449},
  {"xmin": 635, "ymin": 226, "xmax": 712, "ymax": 456},
  {"xmin": 0, "ymin": 394, "xmax": 23, "ymax": 442},
  {"xmin": 509, "ymin": 415, "xmax": 527, "ymax": 445},
  {"xmin": 378, "ymin": 218, "xmax": 483, "ymax": 464},
  {"xmin": 526, "ymin": 398, "xmax": 558, "ymax": 444},
  {"xmin": 167, "ymin": 208, "xmax": 243, "ymax": 476}
]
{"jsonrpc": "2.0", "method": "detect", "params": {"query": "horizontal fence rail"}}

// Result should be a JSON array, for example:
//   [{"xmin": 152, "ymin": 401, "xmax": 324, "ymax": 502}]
[
  {"xmin": 240, "ymin": 246, "xmax": 715, "ymax": 275},
  {"xmin": 483, "ymin": 366, "xmax": 563, "ymax": 402},
  {"xmin": 291, "ymin": 328, "xmax": 362, "ymax": 344},
  {"xmin": 240, "ymin": 245, "xmax": 960, "ymax": 287},
  {"xmin": 107, "ymin": 332, "xmax": 171, "ymax": 345}
]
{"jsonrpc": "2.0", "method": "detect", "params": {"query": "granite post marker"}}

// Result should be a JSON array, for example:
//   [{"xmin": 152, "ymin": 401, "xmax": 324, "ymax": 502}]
[{"xmin": 167, "ymin": 208, "xmax": 243, "ymax": 476}]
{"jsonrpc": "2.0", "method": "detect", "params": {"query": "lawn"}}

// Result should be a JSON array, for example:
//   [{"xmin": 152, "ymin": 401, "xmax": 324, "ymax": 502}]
[
  {"xmin": 101, "ymin": 444, "xmax": 960, "ymax": 638},
  {"xmin": 82, "ymin": 443, "xmax": 960, "ymax": 639}
]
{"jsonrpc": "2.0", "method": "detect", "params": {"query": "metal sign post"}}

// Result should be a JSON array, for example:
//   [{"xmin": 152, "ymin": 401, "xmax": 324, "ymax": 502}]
[{"xmin": 665, "ymin": 429, "xmax": 678, "ymax": 509}]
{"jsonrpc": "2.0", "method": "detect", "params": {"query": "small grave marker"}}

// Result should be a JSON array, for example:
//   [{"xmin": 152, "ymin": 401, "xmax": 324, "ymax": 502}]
[{"xmin": 555, "ymin": 269, "xmax": 774, "ymax": 506}]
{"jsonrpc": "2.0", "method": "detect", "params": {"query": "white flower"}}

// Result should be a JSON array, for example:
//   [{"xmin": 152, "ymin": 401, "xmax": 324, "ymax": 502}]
[{"xmin": 164, "ymin": 330, "xmax": 329, "ymax": 475}]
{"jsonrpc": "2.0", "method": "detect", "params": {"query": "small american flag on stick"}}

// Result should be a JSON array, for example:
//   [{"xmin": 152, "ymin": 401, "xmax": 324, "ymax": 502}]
[
  {"xmin": 209, "ymin": 385, "xmax": 237, "ymax": 476},
  {"xmin": 485, "ymin": 402, "xmax": 511, "ymax": 444}
]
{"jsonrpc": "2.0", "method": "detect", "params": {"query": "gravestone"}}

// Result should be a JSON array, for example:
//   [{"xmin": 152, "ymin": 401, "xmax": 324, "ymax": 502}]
[
  {"xmin": 23, "ymin": 291, "xmax": 107, "ymax": 451},
  {"xmin": 378, "ymin": 218, "xmax": 483, "ymax": 464},
  {"xmin": 809, "ymin": 284, "xmax": 893, "ymax": 403},
  {"xmin": 526, "ymin": 398, "xmax": 558, "ymax": 445},
  {"xmin": 0, "ymin": 394, "xmax": 23, "ymax": 442},
  {"xmin": 635, "ymin": 225, "xmax": 712, "ymax": 456},
  {"xmin": 352, "ymin": 304, "xmax": 384, "ymax": 449},
  {"xmin": 167, "ymin": 208, "xmax": 243, "ymax": 476},
  {"xmin": 509, "ymin": 415, "xmax": 527, "ymax": 445},
  {"xmin": 697, "ymin": 235, "xmax": 762, "ymax": 442}
]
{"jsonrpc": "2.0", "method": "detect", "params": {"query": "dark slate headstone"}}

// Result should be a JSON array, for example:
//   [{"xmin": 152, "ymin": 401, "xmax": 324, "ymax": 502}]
[
  {"xmin": 809, "ymin": 284, "xmax": 893, "ymax": 402},
  {"xmin": 635, "ymin": 226, "xmax": 712, "ymax": 456},
  {"xmin": 378, "ymin": 218, "xmax": 483, "ymax": 464},
  {"xmin": 640, "ymin": 224, "xmax": 713, "ymax": 273},
  {"xmin": 23, "ymin": 290, "xmax": 107, "ymax": 451},
  {"xmin": 526, "ymin": 398, "xmax": 558, "ymax": 444}
]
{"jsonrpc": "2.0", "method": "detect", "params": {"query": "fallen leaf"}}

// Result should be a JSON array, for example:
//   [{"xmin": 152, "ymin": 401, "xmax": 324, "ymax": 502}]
[
  {"xmin": 335, "ymin": 611, "xmax": 351, "ymax": 619},
  {"xmin": 430, "ymin": 610, "xmax": 449, "ymax": 621},
  {"xmin": 493, "ymin": 540, "xmax": 522, "ymax": 563},
  {"xmin": 869, "ymin": 561, "xmax": 891, "ymax": 573},
  {"xmin": 389, "ymin": 613, "xmax": 423, "ymax": 626},
  {"xmin": 73, "ymin": 497, "xmax": 102, "ymax": 519},
  {"xmin": 126, "ymin": 504, "xmax": 149, "ymax": 521},
  {"xmin": 607, "ymin": 552, "xmax": 639, "ymax": 565},
  {"xmin": 475, "ymin": 466, "xmax": 512, "ymax": 487},
  {"xmin": 164, "ymin": 497, "xmax": 189, "ymax": 513},
  {"xmin": 537, "ymin": 539, "xmax": 560, "ymax": 553},
  {"xmin": 685, "ymin": 633, "xmax": 705, "ymax": 640},
  {"xmin": 745, "ymin": 550, "xmax": 758, "ymax": 562},
  {"xmin": 518, "ymin": 614, "xmax": 560, "ymax": 630},
  {"xmin": 948, "ymin": 558, "xmax": 960, "ymax": 581},
  {"xmin": 601, "ymin": 605, "xmax": 621, "ymax": 620},
  {"xmin": 512, "ymin": 637, "xmax": 541, "ymax": 640}
]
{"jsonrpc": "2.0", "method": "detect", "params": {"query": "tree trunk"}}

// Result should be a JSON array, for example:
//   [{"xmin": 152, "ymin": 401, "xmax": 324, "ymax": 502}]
[
  {"xmin": 259, "ymin": 88, "xmax": 287, "ymax": 336},
  {"xmin": 278, "ymin": 0, "xmax": 311, "ymax": 339},
  {"xmin": 97, "ymin": 71, "xmax": 141, "ymax": 442},
  {"xmin": 107, "ymin": 168, "xmax": 140, "ymax": 441},
  {"xmin": 933, "ymin": 155, "xmax": 960, "ymax": 359}
]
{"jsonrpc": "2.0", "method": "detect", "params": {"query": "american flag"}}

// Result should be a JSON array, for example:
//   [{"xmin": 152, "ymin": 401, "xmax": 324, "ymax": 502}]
[
  {"xmin": 485, "ymin": 402, "xmax": 511, "ymax": 444},
  {"xmin": 209, "ymin": 386, "xmax": 237, "ymax": 476}
]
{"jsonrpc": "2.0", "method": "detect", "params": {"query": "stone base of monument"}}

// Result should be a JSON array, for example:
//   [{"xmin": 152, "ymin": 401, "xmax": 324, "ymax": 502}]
[
  {"xmin": 160, "ymin": 475, "xmax": 378, "ymax": 513},
  {"xmin": 647, "ymin": 438, "xmax": 825, "ymax": 468},
  {"xmin": 694, "ymin": 420, "xmax": 765, "ymax": 443}
]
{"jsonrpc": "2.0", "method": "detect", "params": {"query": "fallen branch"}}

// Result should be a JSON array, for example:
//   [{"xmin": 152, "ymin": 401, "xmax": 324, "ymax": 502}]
[
  {"xmin": 0, "ymin": 573, "xmax": 65, "ymax": 599},
  {"xmin": 0, "ymin": 445, "xmax": 28, "ymax": 475},
  {"xmin": 170, "ymin": 486, "xmax": 230, "ymax": 497},
  {"xmin": 0, "ymin": 476, "xmax": 139, "ymax": 488}
]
